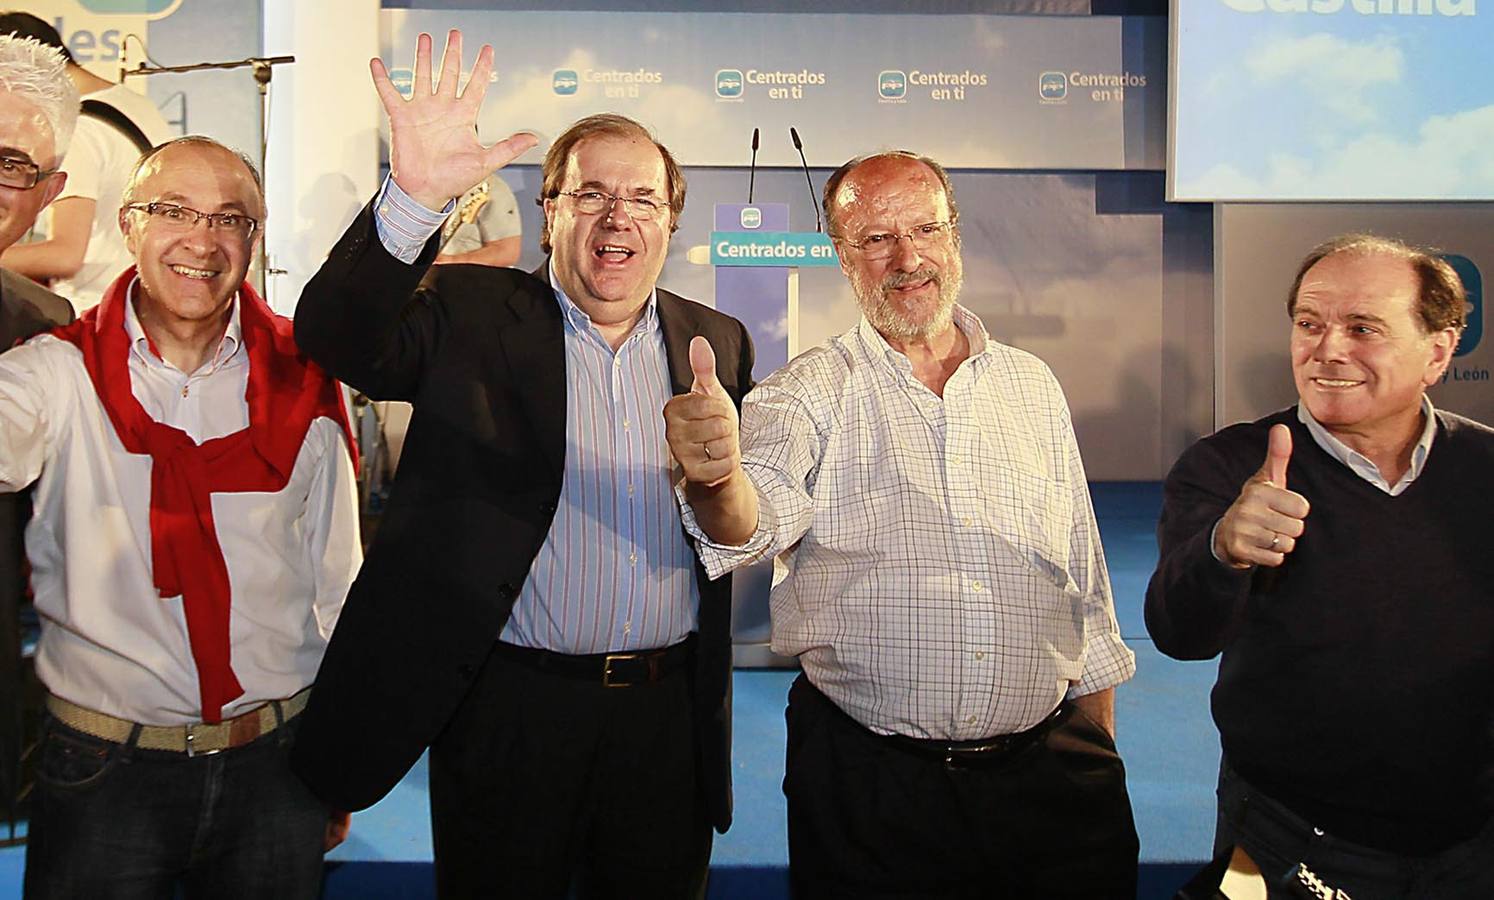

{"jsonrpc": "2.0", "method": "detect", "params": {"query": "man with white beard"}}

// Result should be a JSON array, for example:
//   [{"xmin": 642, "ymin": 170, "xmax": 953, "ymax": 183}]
[{"xmin": 663, "ymin": 150, "xmax": 1139, "ymax": 898}]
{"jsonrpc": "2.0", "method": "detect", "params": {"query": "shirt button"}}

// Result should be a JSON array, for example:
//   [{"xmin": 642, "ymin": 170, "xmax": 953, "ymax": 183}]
[
  {"xmin": 623, "ymin": 420, "xmax": 631, "ymax": 430},
  {"xmin": 962, "ymin": 516, "xmax": 972, "ymax": 527},
  {"xmin": 623, "ymin": 621, "xmax": 632, "ymax": 634},
  {"xmin": 628, "ymin": 483, "xmax": 635, "ymax": 497},
  {"xmin": 628, "ymin": 551, "xmax": 638, "ymax": 565},
  {"xmin": 974, "ymin": 651, "xmax": 985, "ymax": 660},
  {"xmin": 971, "ymin": 580, "xmax": 984, "ymax": 592},
  {"xmin": 966, "ymin": 715, "xmax": 977, "ymax": 725},
  {"xmin": 952, "ymin": 455, "xmax": 965, "ymax": 465},
  {"xmin": 181, "ymin": 385, "xmax": 189, "ymax": 398}
]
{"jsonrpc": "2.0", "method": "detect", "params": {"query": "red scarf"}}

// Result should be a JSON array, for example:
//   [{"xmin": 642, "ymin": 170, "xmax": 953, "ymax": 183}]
[{"xmin": 53, "ymin": 267, "xmax": 357, "ymax": 722}]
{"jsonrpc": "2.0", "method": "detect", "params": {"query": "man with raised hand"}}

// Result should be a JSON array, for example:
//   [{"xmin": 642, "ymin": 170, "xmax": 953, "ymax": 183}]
[
  {"xmin": 666, "ymin": 150, "xmax": 1138, "ymax": 898},
  {"xmin": 290, "ymin": 30, "xmax": 753, "ymax": 898},
  {"xmin": 1147, "ymin": 234, "xmax": 1494, "ymax": 898},
  {"xmin": 0, "ymin": 133, "xmax": 360, "ymax": 898}
]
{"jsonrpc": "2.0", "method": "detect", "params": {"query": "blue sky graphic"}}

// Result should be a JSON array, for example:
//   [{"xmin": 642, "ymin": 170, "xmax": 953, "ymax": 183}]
[{"xmin": 1173, "ymin": 2, "xmax": 1493, "ymax": 200}]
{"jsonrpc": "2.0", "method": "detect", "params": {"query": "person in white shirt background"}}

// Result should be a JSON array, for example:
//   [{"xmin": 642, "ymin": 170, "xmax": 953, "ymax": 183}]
[
  {"xmin": 665, "ymin": 149, "xmax": 1139, "ymax": 900},
  {"xmin": 0, "ymin": 134, "xmax": 359, "ymax": 900}
]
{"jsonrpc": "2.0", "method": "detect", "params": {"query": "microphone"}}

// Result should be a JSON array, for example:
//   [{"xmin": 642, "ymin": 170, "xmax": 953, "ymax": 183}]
[
  {"xmin": 790, "ymin": 127, "xmax": 821, "ymax": 233},
  {"xmin": 748, "ymin": 127, "xmax": 760, "ymax": 203}
]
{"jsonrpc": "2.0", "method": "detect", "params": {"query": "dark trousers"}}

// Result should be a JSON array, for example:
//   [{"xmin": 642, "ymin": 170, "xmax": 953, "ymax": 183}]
[
  {"xmin": 784, "ymin": 674, "xmax": 1138, "ymax": 900},
  {"xmin": 23, "ymin": 713, "xmax": 329, "ymax": 900},
  {"xmin": 1214, "ymin": 758, "xmax": 1494, "ymax": 900},
  {"xmin": 429, "ymin": 641, "xmax": 712, "ymax": 900}
]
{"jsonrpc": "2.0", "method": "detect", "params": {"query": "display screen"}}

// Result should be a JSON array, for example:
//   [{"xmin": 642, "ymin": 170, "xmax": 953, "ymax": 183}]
[{"xmin": 1169, "ymin": 0, "xmax": 1491, "ymax": 201}]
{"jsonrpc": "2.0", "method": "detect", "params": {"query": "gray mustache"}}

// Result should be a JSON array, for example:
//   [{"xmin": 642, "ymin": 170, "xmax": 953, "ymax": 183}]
[{"xmin": 883, "ymin": 268, "xmax": 939, "ymax": 291}]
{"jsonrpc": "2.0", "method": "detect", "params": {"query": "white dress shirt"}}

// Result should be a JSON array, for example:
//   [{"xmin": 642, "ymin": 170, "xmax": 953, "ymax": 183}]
[
  {"xmin": 1298, "ymin": 395, "xmax": 1437, "ymax": 496},
  {"xmin": 0, "ymin": 285, "xmax": 361, "ymax": 725},
  {"xmin": 684, "ymin": 307, "xmax": 1134, "ymax": 740}
]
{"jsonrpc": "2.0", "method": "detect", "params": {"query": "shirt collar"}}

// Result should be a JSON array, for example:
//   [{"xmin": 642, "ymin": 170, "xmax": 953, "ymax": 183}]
[
  {"xmin": 547, "ymin": 259, "xmax": 659, "ymax": 340},
  {"xmin": 854, "ymin": 303, "xmax": 991, "ymax": 375},
  {"xmin": 123, "ymin": 274, "xmax": 243, "ymax": 375},
  {"xmin": 1297, "ymin": 394, "xmax": 1437, "ymax": 494}
]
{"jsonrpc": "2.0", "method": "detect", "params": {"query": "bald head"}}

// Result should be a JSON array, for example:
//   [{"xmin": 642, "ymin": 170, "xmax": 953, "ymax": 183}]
[
  {"xmin": 123, "ymin": 136, "xmax": 265, "ymax": 222},
  {"xmin": 823, "ymin": 151, "xmax": 959, "ymax": 240}
]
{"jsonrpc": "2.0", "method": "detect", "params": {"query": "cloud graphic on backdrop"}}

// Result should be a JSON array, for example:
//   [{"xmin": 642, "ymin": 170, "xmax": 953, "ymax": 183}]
[
  {"xmin": 1191, "ymin": 102, "xmax": 1494, "ymax": 199},
  {"xmin": 973, "ymin": 18, "xmax": 1008, "ymax": 53},
  {"xmin": 1244, "ymin": 32, "xmax": 1403, "ymax": 125}
]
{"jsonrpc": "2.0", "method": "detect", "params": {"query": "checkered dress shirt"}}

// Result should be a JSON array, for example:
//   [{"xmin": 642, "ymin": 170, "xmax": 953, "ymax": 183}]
[{"xmin": 684, "ymin": 307, "xmax": 1134, "ymax": 740}]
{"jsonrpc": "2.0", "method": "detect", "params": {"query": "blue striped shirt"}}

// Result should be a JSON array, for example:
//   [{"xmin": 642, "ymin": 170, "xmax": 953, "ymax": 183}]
[{"xmin": 372, "ymin": 179, "xmax": 700, "ymax": 653}]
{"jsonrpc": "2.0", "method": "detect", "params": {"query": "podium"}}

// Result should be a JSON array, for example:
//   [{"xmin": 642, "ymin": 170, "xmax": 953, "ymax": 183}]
[{"xmin": 708, "ymin": 202, "xmax": 837, "ymax": 667}]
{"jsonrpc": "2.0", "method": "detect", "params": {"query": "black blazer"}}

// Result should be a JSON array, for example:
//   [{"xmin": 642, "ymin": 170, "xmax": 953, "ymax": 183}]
[
  {"xmin": 289, "ymin": 201, "xmax": 753, "ymax": 833},
  {"xmin": 0, "ymin": 270, "xmax": 73, "ymax": 826}
]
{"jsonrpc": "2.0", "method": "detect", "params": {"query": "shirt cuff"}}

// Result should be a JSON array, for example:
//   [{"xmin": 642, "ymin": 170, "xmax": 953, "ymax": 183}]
[
  {"xmin": 373, "ymin": 176, "xmax": 454, "ymax": 264},
  {"xmin": 675, "ymin": 482, "xmax": 776, "ymax": 580},
  {"xmin": 1070, "ymin": 631, "xmax": 1137, "ymax": 697},
  {"xmin": 1208, "ymin": 517, "xmax": 1257, "ymax": 571}
]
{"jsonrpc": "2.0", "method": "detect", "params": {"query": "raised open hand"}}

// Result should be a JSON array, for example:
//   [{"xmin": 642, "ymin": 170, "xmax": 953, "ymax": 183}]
[{"xmin": 370, "ymin": 30, "xmax": 538, "ymax": 210}]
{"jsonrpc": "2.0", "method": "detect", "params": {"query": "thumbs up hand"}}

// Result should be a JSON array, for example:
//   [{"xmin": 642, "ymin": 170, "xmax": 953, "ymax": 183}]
[
  {"xmin": 1213, "ymin": 424, "xmax": 1311, "ymax": 569},
  {"xmin": 665, "ymin": 336, "xmax": 740, "ymax": 488}
]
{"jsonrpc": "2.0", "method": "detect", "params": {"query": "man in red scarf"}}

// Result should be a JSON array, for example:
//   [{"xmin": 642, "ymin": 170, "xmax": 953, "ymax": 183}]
[{"xmin": 0, "ymin": 135, "xmax": 360, "ymax": 899}]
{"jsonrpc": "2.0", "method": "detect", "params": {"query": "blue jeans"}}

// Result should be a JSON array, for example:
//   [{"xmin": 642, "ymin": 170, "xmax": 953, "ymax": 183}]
[
  {"xmin": 1214, "ymin": 758, "xmax": 1494, "ymax": 900},
  {"xmin": 23, "ymin": 712, "xmax": 329, "ymax": 900}
]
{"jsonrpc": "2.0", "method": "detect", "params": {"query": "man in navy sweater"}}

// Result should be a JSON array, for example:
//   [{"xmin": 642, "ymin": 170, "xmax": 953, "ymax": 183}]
[{"xmin": 1147, "ymin": 234, "xmax": 1494, "ymax": 899}]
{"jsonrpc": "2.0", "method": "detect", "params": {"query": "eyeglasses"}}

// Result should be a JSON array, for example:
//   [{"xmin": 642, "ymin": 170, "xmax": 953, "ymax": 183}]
[
  {"xmin": 125, "ymin": 202, "xmax": 259, "ymax": 238},
  {"xmin": 0, "ymin": 156, "xmax": 55, "ymax": 190},
  {"xmin": 837, "ymin": 220, "xmax": 956, "ymax": 261},
  {"xmin": 555, "ymin": 189, "xmax": 666, "ymax": 222}
]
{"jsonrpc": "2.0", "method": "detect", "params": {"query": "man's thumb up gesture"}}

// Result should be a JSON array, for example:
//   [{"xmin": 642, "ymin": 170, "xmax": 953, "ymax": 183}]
[
  {"xmin": 665, "ymin": 336, "xmax": 740, "ymax": 488},
  {"xmin": 1213, "ymin": 424, "xmax": 1310, "ymax": 569}
]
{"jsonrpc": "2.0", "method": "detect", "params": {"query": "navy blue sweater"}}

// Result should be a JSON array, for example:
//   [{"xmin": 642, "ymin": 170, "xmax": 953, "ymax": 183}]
[{"xmin": 1147, "ymin": 408, "xmax": 1494, "ymax": 853}]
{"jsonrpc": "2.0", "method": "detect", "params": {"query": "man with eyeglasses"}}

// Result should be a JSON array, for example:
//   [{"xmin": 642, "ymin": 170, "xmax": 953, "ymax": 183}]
[
  {"xmin": 0, "ymin": 32, "xmax": 75, "ymax": 336},
  {"xmin": 0, "ymin": 12, "xmax": 174, "ymax": 314},
  {"xmin": 289, "ymin": 32, "xmax": 752, "ymax": 898},
  {"xmin": 0, "ymin": 134, "xmax": 361, "ymax": 898},
  {"xmin": 0, "ymin": 32, "xmax": 78, "ymax": 854},
  {"xmin": 667, "ymin": 151, "xmax": 1139, "ymax": 898}
]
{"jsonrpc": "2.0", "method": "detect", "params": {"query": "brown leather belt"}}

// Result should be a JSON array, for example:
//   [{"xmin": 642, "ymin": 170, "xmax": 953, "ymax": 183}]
[
  {"xmin": 493, "ymin": 636, "xmax": 694, "ymax": 688},
  {"xmin": 45, "ymin": 688, "xmax": 311, "ymax": 757}
]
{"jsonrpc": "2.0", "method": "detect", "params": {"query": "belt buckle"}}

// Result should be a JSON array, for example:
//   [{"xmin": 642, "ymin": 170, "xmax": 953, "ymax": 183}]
[
  {"xmin": 184, "ymin": 722, "xmax": 229, "ymax": 757},
  {"xmin": 602, "ymin": 653, "xmax": 640, "ymax": 688}
]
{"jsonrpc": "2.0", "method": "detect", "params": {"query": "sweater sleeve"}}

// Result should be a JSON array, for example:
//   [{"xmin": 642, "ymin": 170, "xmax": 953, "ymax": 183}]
[{"xmin": 1144, "ymin": 428, "xmax": 1258, "ymax": 660}]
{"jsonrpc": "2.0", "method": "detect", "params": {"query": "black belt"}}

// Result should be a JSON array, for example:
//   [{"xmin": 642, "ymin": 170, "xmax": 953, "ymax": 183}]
[
  {"xmin": 801, "ymin": 674, "xmax": 1070, "ymax": 768},
  {"xmin": 493, "ymin": 635, "xmax": 694, "ymax": 688},
  {"xmin": 883, "ymin": 702, "xmax": 1070, "ymax": 767}
]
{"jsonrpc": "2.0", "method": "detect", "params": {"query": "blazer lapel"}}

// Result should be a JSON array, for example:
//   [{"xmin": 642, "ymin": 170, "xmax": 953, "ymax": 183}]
[
  {"xmin": 656, "ymin": 289, "xmax": 697, "ymax": 398},
  {"xmin": 495, "ymin": 266, "xmax": 566, "ymax": 482}
]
